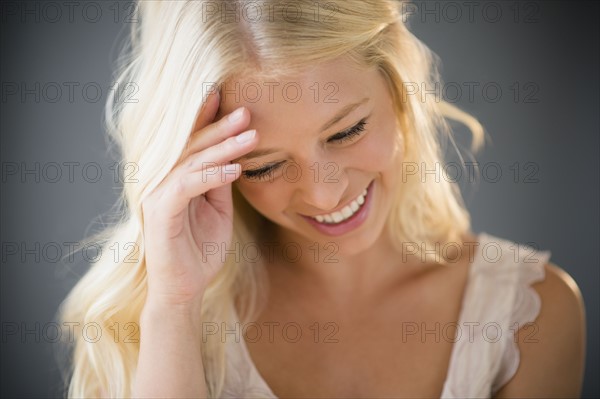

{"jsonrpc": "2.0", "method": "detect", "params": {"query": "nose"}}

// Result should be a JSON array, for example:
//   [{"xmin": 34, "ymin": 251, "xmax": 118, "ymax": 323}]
[{"xmin": 291, "ymin": 161, "xmax": 349, "ymax": 212}]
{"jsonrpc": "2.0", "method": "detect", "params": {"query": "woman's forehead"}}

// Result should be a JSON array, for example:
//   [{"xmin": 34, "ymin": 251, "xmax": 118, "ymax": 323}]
[
  {"xmin": 217, "ymin": 64, "xmax": 392, "ymax": 157},
  {"xmin": 216, "ymin": 57, "xmax": 377, "ymax": 116}
]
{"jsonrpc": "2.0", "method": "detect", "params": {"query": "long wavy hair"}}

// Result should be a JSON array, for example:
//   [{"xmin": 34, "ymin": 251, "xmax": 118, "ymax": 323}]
[{"xmin": 56, "ymin": 0, "xmax": 485, "ymax": 397}]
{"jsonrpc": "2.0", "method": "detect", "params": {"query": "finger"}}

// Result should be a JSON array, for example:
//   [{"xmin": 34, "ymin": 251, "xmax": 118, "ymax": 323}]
[
  {"xmin": 160, "ymin": 128, "xmax": 256, "ymax": 209},
  {"xmin": 180, "ymin": 129, "xmax": 257, "ymax": 173},
  {"xmin": 191, "ymin": 89, "xmax": 221, "ymax": 134},
  {"xmin": 183, "ymin": 106, "xmax": 251, "ymax": 159},
  {"xmin": 204, "ymin": 183, "xmax": 233, "ymax": 217},
  {"xmin": 163, "ymin": 164, "xmax": 241, "ymax": 218}
]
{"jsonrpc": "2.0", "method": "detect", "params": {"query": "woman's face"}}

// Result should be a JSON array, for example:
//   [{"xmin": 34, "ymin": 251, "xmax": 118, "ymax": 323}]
[{"xmin": 218, "ymin": 57, "xmax": 403, "ymax": 255}]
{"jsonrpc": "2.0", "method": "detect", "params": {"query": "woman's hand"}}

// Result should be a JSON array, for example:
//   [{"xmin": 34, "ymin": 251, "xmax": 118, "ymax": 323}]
[{"xmin": 141, "ymin": 91, "xmax": 256, "ymax": 308}]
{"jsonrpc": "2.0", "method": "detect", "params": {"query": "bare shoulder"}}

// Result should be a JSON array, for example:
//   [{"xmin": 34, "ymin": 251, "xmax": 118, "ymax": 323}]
[{"xmin": 495, "ymin": 262, "xmax": 586, "ymax": 398}]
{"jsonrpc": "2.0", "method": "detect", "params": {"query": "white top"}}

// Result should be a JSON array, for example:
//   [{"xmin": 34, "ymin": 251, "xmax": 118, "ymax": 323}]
[{"xmin": 219, "ymin": 232, "xmax": 552, "ymax": 398}]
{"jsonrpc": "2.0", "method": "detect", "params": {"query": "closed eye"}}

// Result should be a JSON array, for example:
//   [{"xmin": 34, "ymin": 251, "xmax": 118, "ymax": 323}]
[
  {"xmin": 326, "ymin": 118, "xmax": 368, "ymax": 143},
  {"xmin": 242, "ymin": 117, "xmax": 369, "ymax": 181},
  {"xmin": 242, "ymin": 160, "xmax": 286, "ymax": 181}
]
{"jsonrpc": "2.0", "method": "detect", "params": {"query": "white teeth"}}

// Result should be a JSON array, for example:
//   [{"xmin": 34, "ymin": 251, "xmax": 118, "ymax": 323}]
[
  {"xmin": 341, "ymin": 206, "xmax": 353, "ymax": 218},
  {"xmin": 311, "ymin": 186, "xmax": 369, "ymax": 225},
  {"xmin": 332, "ymin": 212, "xmax": 344, "ymax": 223}
]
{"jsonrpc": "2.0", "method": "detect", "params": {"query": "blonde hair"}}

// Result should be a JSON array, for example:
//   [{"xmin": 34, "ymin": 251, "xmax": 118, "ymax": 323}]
[{"xmin": 56, "ymin": 1, "xmax": 485, "ymax": 397}]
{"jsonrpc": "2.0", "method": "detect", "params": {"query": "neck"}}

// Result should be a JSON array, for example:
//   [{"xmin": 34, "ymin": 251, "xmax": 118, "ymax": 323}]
[{"xmin": 264, "ymin": 222, "xmax": 418, "ymax": 306}]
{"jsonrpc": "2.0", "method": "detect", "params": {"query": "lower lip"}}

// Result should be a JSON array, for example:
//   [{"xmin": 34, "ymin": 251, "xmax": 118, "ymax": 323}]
[{"xmin": 301, "ymin": 181, "xmax": 374, "ymax": 237}]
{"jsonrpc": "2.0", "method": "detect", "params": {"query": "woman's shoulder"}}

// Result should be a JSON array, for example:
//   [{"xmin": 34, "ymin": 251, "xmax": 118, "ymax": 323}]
[
  {"xmin": 495, "ymin": 260, "xmax": 586, "ymax": 397},
  {"xmin": 537, "ymin": 262, "xmax": 585, "ymax": 314},
  {"xmin": 445, "ymin": 232, "xmax": 585, "ymax": 397},
  {"xmin": 472, "ymin": 232, "xmax": 584, "ymax": 317},
  {"xmin": 471, "ymin": 232, "xmax": 585, "ymax": 351}
]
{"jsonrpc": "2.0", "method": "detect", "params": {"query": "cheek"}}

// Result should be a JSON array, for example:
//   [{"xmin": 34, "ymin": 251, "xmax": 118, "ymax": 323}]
[
  {"xmin": 348, "ymin": 122, "xmax": 401, "ymax": 173},
  {"xmin": 235, "ymin": 182, "xmax": 289, "ymax": 217}
]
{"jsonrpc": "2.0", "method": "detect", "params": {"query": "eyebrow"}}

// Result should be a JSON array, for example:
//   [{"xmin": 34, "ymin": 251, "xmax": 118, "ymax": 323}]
[{"xmin": 236, "ymin": 97, "xmax": 369, "ymax": 162}]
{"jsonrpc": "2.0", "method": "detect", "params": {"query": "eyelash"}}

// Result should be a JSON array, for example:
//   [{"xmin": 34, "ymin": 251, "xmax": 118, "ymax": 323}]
[
  {"xmin": 242, "ymin": 118, "xmax": 368, "ymax": 181},
  {"xmin": 242, "ymin": 161, "xmax": 285, "ymax": 181},
  {"xmin": 326, "ymin": 118, "xmax": 368, "ymax": 143}
]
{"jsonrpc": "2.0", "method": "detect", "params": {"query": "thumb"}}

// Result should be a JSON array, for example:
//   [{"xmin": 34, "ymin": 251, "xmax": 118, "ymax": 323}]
[{"xmin": 205, "ymin": 182, "xmax": 234, "ymax": 217}]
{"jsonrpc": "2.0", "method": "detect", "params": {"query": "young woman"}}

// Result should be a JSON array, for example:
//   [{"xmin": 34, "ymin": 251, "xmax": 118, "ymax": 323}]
[{"xmin": 58, "ymin": 1, "xmax": 586, "ymax": 397}]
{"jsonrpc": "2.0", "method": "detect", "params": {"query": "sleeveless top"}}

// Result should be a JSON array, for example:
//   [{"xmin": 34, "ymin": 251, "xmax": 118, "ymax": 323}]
[{"xmin": 219, "ymin": 232, "xmax": 552, "ymax": 398}]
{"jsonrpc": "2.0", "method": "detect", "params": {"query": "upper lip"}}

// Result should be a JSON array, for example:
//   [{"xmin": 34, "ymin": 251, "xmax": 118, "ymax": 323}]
[{"xmin": 300, "ymin": 182, "xmax": 370, "ymax": 218}]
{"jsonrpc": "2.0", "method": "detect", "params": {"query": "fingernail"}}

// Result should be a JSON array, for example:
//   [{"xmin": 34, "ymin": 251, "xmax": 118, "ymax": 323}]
[
  {"xmin": 229, "ymin": 107, "xmax": 244, "ymax": 123},
  {"xmin": 235, "ymin": 129, "xmax": 255, "ymax": 144}
]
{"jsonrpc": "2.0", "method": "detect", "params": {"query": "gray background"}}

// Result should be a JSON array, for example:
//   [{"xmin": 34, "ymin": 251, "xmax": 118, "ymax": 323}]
[{"xmin": 1, "ymin": 1, "xmax": 598, "ymax": 397}]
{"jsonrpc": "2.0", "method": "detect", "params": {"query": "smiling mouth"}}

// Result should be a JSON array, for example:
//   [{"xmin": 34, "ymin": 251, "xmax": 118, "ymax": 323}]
[{"xmin": 306, "ymin": 185, "xmax": 369, "ymax": 225}]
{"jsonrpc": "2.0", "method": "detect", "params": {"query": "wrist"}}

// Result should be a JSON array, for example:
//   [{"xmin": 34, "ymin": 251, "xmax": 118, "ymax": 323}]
[{"xmin": 141, "ymin": 294, "xmax": 205, "ymax": 330}]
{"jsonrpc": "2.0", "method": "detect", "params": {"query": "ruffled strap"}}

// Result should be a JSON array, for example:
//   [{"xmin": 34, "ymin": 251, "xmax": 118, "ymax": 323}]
[
  {"xmin": 492, "ymin": 237, "xmax": 550, "ymax": 395},
  {"xmin": 441, "ymin": 232, "xmax": 551, "ymax": 398},
  {"xmin": 221, "ymin": 303, "xmax": 277, "ymax": 398}
]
